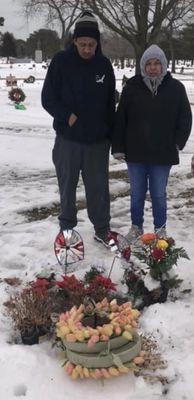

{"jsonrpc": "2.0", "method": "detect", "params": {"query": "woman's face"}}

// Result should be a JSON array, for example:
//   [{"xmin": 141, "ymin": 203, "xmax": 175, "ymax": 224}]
[{"xmin": 145, "ymin": 58, "xmax": 162, "ymax": 77}]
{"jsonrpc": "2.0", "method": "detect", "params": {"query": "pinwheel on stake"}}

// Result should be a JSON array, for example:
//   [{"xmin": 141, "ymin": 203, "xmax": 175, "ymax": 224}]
[{"xmin": 54, "ymin": 230, "xmax": 84, "ymax": 274}]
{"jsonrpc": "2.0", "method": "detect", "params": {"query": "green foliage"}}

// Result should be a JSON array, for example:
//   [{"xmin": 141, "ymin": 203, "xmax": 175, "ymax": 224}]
[
  {"xmin": 179, "ymin": 23, "xmax": 194, "ymax": 60},
  {"xmin": 26, "ymin": 29, "xmax": 61, "ymax": 59},
  {"xmin": 84, "ymin": 266, "xmax": 105, "ymax": 284},
  {"xmin": 1, "ymin": 31, "xmax": 16, "ymax": 58}
]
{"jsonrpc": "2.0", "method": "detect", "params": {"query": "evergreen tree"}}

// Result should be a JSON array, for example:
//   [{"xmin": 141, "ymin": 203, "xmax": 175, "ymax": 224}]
[
  {"xmin": 26, "ymin": 29, "xmax": 61, "ymax": 60},
  {"xmin": 1, "ymin": 32, "xmax": 16, "ymax": 61},
  {"xmin": 179, "ymin": 24, "xmax": 194, "ymax": 60}
]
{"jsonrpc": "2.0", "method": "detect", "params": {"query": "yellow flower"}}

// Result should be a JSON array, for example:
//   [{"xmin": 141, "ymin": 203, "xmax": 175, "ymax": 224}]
[{"xmin": 156, "ymin": 239, "xmax": 169, "ymax": 250}]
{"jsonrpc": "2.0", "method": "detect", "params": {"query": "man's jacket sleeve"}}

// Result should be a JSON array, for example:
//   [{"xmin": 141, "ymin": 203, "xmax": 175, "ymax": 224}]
[
  {"xmin": 107, "ymin": 62, "xmax": 116, "ymax": 134},
  {"xmin": 41, "ymin": 54, "xmax": 72, "ymax": 124}
]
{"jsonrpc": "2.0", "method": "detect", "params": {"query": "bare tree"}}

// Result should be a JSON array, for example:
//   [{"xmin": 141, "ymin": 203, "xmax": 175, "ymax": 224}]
[
  {"xmin": 84, "ymin": 0, "xmax": 194, "ymax": 71},
  {"xmin": 22, "ymin": 0, "xmax": 81, "ymax": 46},
  {"xmin": 160, "ymin": 1, "xmax": 194, "ymax": 72},
  {"xmin": 20, "ymin": 0, "xmax": 194, "ymax": 67},
  {"xmin": 102, "ymin": 31, "xmax": 134, "ymax": 65}
]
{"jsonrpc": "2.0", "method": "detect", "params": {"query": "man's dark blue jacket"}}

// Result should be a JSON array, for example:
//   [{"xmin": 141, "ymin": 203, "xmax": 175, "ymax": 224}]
[{"xmin": 41, "ymin": 44, "xmax": 115, "ymax": 144}]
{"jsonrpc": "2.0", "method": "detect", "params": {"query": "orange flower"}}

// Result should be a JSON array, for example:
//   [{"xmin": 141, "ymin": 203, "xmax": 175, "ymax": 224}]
[{"xmin": 140, "ymin": 233, "xmax": 157, "ymax": 245}]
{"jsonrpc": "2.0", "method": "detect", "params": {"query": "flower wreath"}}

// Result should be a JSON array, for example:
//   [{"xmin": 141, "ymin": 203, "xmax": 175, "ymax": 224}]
[
  {"xmin": 8, "ymin": 88, "xmax": 26, "ymax": 103},
  {"xmin": 56, "ymin": 298, "xmax": 145, "ymax": 379}
]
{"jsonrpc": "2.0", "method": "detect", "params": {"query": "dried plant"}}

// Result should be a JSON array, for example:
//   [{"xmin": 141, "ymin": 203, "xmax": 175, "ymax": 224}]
[
  {"xmin": 135, "ymin": 334, "xmax": 168, "ymax": 385},
  {"xmin": 5, "ymin": 288, "xmax": 55, "ymax": 335}
]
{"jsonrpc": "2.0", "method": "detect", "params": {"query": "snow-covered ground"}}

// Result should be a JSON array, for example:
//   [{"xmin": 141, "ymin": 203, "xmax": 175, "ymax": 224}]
[{"xmin": 0, "ymin": 61, "xmax": 194, "ymax": 400}]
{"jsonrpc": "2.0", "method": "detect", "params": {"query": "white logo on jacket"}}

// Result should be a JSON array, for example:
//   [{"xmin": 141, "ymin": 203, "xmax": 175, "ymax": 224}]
[{"xmin": 96, "ymin": 74, "xmax": 105, "ymax": 83}]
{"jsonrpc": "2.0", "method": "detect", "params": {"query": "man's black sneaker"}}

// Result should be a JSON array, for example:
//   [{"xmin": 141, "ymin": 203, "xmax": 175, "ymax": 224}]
[
  {"xmin": 94, "ymin": 231, "xmax": 110, "ymax": 248},
  {"xmin": 94, "ymin": 230, "xmax": 120, "ymax": 252}
]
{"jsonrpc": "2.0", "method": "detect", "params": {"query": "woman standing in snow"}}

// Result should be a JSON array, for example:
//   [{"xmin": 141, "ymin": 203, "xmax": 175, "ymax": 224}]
[{"xmin": 112, "ymin": 45, "xmax": 192, "ymax": 242}]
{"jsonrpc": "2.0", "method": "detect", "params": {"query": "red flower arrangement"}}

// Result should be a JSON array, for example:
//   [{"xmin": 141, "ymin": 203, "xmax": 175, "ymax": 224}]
[
  {"xmin": 135, "ymin": 233, "xmax": 189, "ymax": 281},
  {"xmin": 123, "ymin": 232, "xmax": 190, "ymax": 308},
  {"xmin": 29, "ymin": 270, "xmax": 117, "ymax": 305}
]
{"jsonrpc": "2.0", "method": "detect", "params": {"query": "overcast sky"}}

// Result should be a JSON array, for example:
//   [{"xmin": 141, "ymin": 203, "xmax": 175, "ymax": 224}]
[{"xmin": 0, "ymin": 0, "xmax": 47, "ymax": 40}]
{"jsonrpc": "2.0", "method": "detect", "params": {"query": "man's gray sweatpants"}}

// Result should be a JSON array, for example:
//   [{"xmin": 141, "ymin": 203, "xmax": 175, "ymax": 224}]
[{"xmin": 52, "ymin": 136, "xmax": 111, "ymax": 232}]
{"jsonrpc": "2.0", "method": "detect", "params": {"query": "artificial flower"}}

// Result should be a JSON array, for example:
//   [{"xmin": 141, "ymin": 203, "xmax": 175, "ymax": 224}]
[
  {"xmin": 141, "ymin": 233, "xmax": 157, "ymax": 245},
  {"xmin": 151, "ymin": 247, "xmax": 165, "ymax": 261},
  {"xmin": 156, "ymin": 239, "xmax": 169, "ymax": 250}
]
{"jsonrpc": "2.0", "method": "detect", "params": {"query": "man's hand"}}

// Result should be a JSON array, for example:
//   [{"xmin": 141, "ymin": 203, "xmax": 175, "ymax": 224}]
[{"xmin": 68, "ymin": 113, "xmax": 77, "ymax": 127}]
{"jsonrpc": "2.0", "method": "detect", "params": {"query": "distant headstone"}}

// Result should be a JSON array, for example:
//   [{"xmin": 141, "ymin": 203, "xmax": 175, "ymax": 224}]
[{"xmin": 35, "ymin": 50, "xmax": 42, "ymax": 63}]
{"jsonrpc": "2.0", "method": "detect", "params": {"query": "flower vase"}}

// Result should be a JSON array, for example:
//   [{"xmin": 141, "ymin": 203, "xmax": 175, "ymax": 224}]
[
  {"xmin": 21, "ymin": 327, "xmax": 40, "ymax": 345},
  {"xmin": 142, "ymin": 281, "xmax": 169, "ymax": 307}
]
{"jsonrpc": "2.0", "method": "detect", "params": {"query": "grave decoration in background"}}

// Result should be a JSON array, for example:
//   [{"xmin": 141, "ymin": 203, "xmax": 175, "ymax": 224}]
[
  {"xmin": 123, "ymin": 233, "xmax": 189, "ymax": 309},
  {"xmin": 6, "ymin": 74, "xmax": 17, "ymax": 87},
  {"xmin": 24, "ymin": 75, "xmax": 35, "ymax": 83},
  {"xmin": 8, "ymin": 87, "xmax": 26, "ymax": 110}
]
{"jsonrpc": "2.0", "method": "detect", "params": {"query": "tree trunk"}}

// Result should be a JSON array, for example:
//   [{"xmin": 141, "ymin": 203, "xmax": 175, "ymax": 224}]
[
  {"xmin": 120, "ymin": 56, "xmax": 125, "ymax": 69},
  {"xmin": 134, "ymin": 45, "xmax": 147, "ymax": 74},
  {"xmin": 171, "ymin": 58, "xmax": 176, "ymax": 73},
  {"xmin": 169, "ymin": 38, "xmax": 176, "ymax": 73}
]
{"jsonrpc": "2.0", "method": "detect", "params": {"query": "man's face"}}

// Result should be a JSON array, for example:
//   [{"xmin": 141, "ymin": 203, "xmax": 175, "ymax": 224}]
[
  {"xmin": 74, "ymin": 37, "xmax": 98, "ymax": 60},
  {"xmin": 145, "ymin": 58, "xmax": 162, "ymax": 77}
]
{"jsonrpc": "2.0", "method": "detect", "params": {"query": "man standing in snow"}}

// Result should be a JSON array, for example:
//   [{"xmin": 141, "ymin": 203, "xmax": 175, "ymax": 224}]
[
  {"xmin": 42, "ymin": 11, "xmax": 115, "ymax": 246},
  {"xmin": 112, "ymin": 45, "xmax": 192, "ymax": 241}
]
